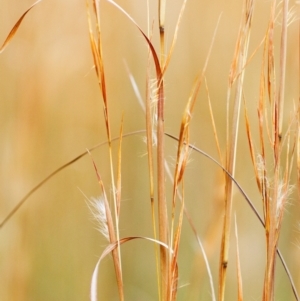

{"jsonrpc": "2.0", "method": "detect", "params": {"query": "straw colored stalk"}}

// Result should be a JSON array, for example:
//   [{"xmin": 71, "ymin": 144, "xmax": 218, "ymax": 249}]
[
  {"xmin": 139, "ymin": 14, "xmax": 169, "ymax": 301},
  {"xmin": 262, "ymin": 121, "xmax": 295, "ymax": 300},
  {"xmin": 116, "ymin": 116, "xmax": 124, "ymax": 218},
  {"xmin": 169, "ymin": 98, "xmax": 191, "ymax": 301},
  {"xmin": 277, "ymin": 0, "xmax": 289, "ymax": 139},
  {"xmin": 169, "ymin": 189, "xmax": 185, "ymax": 301},
  {"xmin": 86, "ymin": 1, "xmax": 123, "ymax": 299},
  {"xmin": 146, "ymin": 0, "xmax": 203, "ymax": 296},
  {"xmin": 206, "ymin": 78, "xmax": 224, "ymax": 166},
  {"xmin": 234, "ymin": 216, "xmax": 243, "ymax": 301},
  {"xmin": 156, "ymin": 72, "xmax": 168, "ymax": 301},
  {"xmin": 145, "ymin": 25, "xmax": 162, "ymax": 300},
  {"xmin": 152, "ymin": 1, "xmax": 189, "ymax": 297},
  {"xmin": 104, "ymin": 2, "xmax": 170, "ymax": 298},
  {"xmin": 262, "ymin": 1, "xmax": 290, "ymax": 300},
  {"xmin": 158, "ymin": 0, "xmax": 166, "ymax": 65},
  {"xmin": 244, "ymin": 0, "xmax": 296, "ymax": 299},
  {"xmin": 127, "ymin": 3, "xmax": 191, "ymax": 295},
  {"xmin": 219, "ymin": 1, "xmax": 253, "ymax": 300},
  {"xmin": 90, "ymin": 154, "xmax": 124, "ymax": 301}
]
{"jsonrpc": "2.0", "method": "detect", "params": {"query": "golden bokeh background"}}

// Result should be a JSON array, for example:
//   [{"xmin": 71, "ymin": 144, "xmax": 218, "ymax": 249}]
[{"xmin": 0, "ymin": 0, "xmax": 300, "ymax": 300}]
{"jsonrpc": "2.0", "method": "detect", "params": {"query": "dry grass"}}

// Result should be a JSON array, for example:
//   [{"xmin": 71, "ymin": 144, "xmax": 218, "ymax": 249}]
[{"xmin": 0, "ymin": 0, "xmax": 300, "ymax": 300}]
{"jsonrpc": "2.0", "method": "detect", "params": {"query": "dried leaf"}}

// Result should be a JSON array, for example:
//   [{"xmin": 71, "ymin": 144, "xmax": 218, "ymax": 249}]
[{"xmin": 0, "ymin": 0, "xmax": 43, "ymax": 54}]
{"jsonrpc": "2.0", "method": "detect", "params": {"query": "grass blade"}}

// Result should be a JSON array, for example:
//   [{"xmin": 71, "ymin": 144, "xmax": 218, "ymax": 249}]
[
  {"xmin": 219, "ymin": 1, "xmax": 254, "ymax": 299},
  {"xmin": 0, "ymin": 0, "xmax": 43, "ymax": 54},
  {"xmin": 234, "ymin": 215, "xmax": 243, "ymax": 301},
  {"xmin": 91, "ymin": 236, "xmax": 172, "ymax": 301}
]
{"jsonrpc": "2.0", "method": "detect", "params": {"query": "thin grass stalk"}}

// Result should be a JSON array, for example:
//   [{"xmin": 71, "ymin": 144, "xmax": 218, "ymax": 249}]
[
  {"xmin": 255, "ymin": 57, "xmax": 273, "ymax": 230},
  {"xmin": 105, "ymin": 3, "xmax": 170, "ymax": 298},
  {"xmin": 169, "ymin": 181, "xmax": 185, "ymax": 301},
  {"xmin": 170, "ymin": 93, "xmax": 192, "ymax": 251},
  {"xmin": 169, "ymin": 124, "xmax": 189, "ymax": 299},
  {"xmin": 90, "ymin": 1, "xmax": 118, "ymax": 216},
  {"xmin": 156, "ymin": 6, "xmax": 169, "ymax": 300},
  {"xmin": 263, "ymin": 124, "xmax": 295, "ymax": 300},
  {"xmin": 262, "ymin": 2, "xmax": 290, "ymax": 300},
  {"xmin": 256, "ymin": 108, "xmax": 297, "ymax": 301},
  {"xmin": 263, "ymin": 163, "xmax": 280, "ymax": 301},
  {"xmin": 268, "ymin": 0, "xmax": 277, "ymax": 142},
  {"xmin": 257, "ymin": 37, "xmax": 269, "ymax": 222},
  {"xmin": 97, "ymin": 28, "xmax": 124, "ymax": 297},
  {"xmin": 155, "ymin": 0, "xmax": 168, "ymax": 288},
  {"xmin": 234, "ymin": 216, "xmax": 243, "ymax": 301},
  {"xmin": 145, "ymin": 24, "xmax": 161, "ymax": 301},
  {"xmin": 157, "ymin": 77, "xmax": 169, "ymax": 301},
  {"xmin": 244, "ymin": 102, "xmax": 261, "ymax": 191},
  {"xmin": 161, "ymin": 3, "xmax": 195, "ymax": 270},
  {"xmin": 87, "ymin": 1, "xmax": 123, "ymax": 299},
  {"xmin": 89, "ymin": 154, "xmax": 124, "ymax": 301},
  {"xmin": 205, "ymin": 78, "xmax": 224, "ymax": 166},
  {"xmin": 116, "ymin": 115, "xmax": 124, "ymax": 218},
  {"xmin": 219, "ymin": 1, "xmax": 253, "ymax": 300},
  {"xmin": 278, "ymin": 0, "xmax": 289, "ymax": 138},
  {"xmin": 158, "ymin": 0, "xmax": 166, "ymax": 66}
]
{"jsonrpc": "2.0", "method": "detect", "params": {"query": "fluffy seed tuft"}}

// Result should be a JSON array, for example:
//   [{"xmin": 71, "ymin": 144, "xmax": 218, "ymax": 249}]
[{"xmin": 88, "ymin": 196, "xmax": 109, "ymax": 241}]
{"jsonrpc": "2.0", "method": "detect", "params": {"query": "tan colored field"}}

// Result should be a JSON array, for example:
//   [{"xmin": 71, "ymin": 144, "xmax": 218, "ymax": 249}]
[{"xmin": 0, "ymin": 0, "xmax": 300, "ymax": 300}]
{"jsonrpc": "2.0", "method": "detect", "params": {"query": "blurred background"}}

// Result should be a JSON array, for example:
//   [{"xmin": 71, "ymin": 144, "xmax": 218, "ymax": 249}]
[{"xmin": 0, "ymin": 0, "xmax": 299, "ymax": 300}]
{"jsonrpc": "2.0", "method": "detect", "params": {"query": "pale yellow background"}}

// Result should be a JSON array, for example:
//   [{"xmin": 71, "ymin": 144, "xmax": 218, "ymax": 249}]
[{"xmin": 0, "ymin": 0, "xmax": 299, "ymax": 300}]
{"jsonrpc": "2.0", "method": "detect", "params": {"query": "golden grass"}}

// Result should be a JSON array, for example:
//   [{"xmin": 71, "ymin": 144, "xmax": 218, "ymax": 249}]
[{"xmin": 0, "ymin": 0, "xmax": 300, "ymax": 300}]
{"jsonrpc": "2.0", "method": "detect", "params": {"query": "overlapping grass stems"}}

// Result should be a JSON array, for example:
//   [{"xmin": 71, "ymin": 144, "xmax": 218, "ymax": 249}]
[{"xmin": 0, "ymin": 0, "xmax": 300, "ymax": 300}]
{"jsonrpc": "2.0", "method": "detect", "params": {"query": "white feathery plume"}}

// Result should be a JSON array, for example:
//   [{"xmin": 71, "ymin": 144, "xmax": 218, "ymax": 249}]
[{"xmin": 88, "ymin": 196, "xmax": 110, "ymax": 241}]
